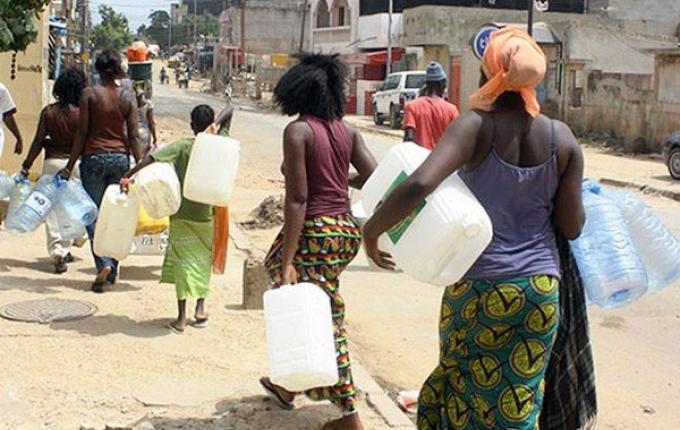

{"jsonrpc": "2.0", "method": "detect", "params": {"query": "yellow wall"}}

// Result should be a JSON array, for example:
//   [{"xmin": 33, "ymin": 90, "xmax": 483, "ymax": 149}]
[{"xmin": 0, "ymin": 12, "xmax": 49, "ymax": 174}]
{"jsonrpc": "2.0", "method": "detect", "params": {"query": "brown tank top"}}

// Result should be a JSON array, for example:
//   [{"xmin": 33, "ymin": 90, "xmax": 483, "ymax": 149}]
[
  {"xmin": 84, "ymin": 86, "xmax": 129, "ymax": 155},
  {"xmin": 301, "ymin": 116, "xmax": 353, "ymax": 216},
  {"xmin": 43, "ymin": 103, "xmax": 79, "ymax": 159}
]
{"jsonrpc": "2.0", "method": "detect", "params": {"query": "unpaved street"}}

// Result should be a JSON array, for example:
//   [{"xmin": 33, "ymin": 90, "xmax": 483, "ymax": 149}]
[{"xmin": 1, "ymin": 83, "xmax": 679, "ymax": 429}]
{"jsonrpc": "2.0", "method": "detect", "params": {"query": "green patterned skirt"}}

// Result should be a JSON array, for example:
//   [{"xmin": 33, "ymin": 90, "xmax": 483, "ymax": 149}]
[
  {"xmin": 161, "ymin": 219, "xmax": 213, "ymax": 301},
  {"xmin": 418, "ymin": 275, "xmax": 560, "ymax": 430}
]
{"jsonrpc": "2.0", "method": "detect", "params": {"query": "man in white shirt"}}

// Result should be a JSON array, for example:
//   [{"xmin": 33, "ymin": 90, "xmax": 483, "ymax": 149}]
[{"xmin": 0, "ymin": 82, "xmax": 23, "ymax": 157}]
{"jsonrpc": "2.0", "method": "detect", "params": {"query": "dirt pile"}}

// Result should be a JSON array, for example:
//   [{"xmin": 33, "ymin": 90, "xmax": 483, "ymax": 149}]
[{"xmin": 239, "ymin": 195, "xmax": 284, "ymax": 230}]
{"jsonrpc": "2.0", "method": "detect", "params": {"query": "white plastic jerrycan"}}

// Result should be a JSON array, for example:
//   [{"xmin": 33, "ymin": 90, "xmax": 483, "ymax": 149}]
[
  {"xmin": 361, "ymin": 142, "xmax": 493, "ymax": 287},
  {"xmin": 93, "ymin": 185, "xmax": 140, "ymax": 261},
  {"xmin": 183, "ymin": 133, "xmax": 240, "ymax": 206},
  {"xmin": 135, "ymin": 162, "xmax": 181, "ymax": 219},
  {"xmin": 264, "ymin": 283, "xmax": 339, "ymax": 392}
]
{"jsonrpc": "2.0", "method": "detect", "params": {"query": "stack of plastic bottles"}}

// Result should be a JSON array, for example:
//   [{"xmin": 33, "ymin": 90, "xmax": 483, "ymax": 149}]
[
  {"xmin": 0, "ymin": 171, "xmax": 13, "ymax": 199},
  {"xmin": 3, "ymin": 173, "xmax": 98, "ymax": 237},
  {"xmin": 570, "ymin": 180, "xmax": 680, "ymax": 308}
]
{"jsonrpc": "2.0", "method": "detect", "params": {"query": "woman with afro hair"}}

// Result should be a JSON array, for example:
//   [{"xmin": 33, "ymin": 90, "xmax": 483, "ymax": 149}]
[{"xmin": 259, "ymin": 53, "xmax": 377, "ymax": 430}]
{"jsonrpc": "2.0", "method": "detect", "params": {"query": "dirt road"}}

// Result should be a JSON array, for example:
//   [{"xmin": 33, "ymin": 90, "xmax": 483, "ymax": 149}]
[{"xmin": 1, "ymin": 82, "xmax": 678, "ymax": 429}]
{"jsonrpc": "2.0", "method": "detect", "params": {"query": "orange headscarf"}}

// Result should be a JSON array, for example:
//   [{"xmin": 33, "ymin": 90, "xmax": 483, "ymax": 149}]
[{"xmin": 468, "ymin": 26, "xmax": 547, "ymax": 117}]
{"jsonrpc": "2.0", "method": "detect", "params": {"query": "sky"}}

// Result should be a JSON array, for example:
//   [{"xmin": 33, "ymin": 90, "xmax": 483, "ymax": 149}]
[{"xmin": 91, "ymin": 0, "xmax": 173, "ymax": 32}]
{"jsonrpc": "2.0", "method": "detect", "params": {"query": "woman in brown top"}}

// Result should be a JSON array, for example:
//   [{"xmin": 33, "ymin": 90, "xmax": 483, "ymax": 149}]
[
  {"xmin": 22, "ymin": 67, "xmax": 87, "ymax": 274},
  {"xmin": 60, "ymin": 49, "xmax": 143, "ymax": 292}
]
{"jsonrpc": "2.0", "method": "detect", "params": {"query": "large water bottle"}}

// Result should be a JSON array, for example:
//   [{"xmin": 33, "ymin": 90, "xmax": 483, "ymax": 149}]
[
  {"xmin": 57, "ymin": 178, "xmax": 98, "ymax": 226},
  {"xmin": 613, "ymin": 191, "xmax": 680, "ymax": 292},
  {"xmin": 0, "ymin": 171, "xmax": 13, "ymax": 199},
  {"xmin": 570, "ymin": 180, "xmax": 648, "ymax": 308},
  {"xmin": 5, "ymin": 175, "xmax": 61, "ymax": 234},
  {"xmin": 5, "ymin": 176, "xmax": 33, "ymax": 234},
  {"xmin": 52, "ymin": 203, "xmax": 88, "ymax": 241}
]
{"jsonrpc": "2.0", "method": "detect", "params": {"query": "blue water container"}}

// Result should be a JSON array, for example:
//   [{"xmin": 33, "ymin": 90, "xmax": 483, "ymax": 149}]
[
  {"xmin": 570, "ymin": 180, "xmax": 648, "ymax": 308},
  {"xmin": 52, "ymin": 203, "xmax": 88, "ymax": 241},
  {"xmin": 613, "ymin": 190, "xmax": 680, "ymax": 292},
  {"xmin": 5, "ymin": 175, "xmax": 33, "ymax": 234},
  {"xmin": 0, "ymin": 171, "xmax": 13, "ymax": 199},
  {"xmin": 5, "ymin": 175, "xmax": 60, "ymax": 234},
  {"xmin": 57, "ymin": 178, "xmax": 98, "ymax": 226}
]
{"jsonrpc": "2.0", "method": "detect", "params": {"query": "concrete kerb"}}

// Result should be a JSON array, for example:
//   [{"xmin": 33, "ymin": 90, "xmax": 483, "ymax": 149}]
[
  {"xmin": 353, "ymin": 362, "xmax": 416, "ymax": 429},
  {"xmin": 600, "ymin": 177, "xmax": 680, "ymax": 202}
]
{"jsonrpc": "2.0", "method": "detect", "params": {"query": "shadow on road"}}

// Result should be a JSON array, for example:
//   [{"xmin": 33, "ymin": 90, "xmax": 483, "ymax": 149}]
[
  {"xmin": 150, "ymin": 395, "xmax": 338, "ymax": 430},
  {"xmin": 0, "ymin": 257, "xmax": 55, "ymax": 274},
  {"xmin": 50, "ymin": 314, "xmax": 171, "ymax": 338},
  {"xmin": 77, "ymin": 265, "xmax": 161, "ymax": 282}
]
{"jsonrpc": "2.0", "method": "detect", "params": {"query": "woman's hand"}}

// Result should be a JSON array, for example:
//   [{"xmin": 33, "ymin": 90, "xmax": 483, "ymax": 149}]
[
  {"xmin": 363, "ymin": 227, "xmax": 396, "ymax": 271},
  {"xmin": 119, "ymin": 177, "xmax": 131, "ymax": 193},
  {"xmin": 281, "ymin": 263, "xmax": 298, "ymax": 285},
  {"xmin": 57, "ymin": 167, "xmax": 72, "ymax": 180}
]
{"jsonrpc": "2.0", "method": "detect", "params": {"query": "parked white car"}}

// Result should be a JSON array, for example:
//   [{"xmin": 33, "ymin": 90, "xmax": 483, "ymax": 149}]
[{"xmin": 372, "ymin": 71, "xmax": 426, "ymax": 129}]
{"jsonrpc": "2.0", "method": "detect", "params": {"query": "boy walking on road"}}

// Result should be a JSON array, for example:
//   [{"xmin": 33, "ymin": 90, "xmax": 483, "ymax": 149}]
[
  {"xmin": 402, "ymin": 61, "xmax": 459, "ymax": 150},
  {"xmin": 122, "ymin": 104, "xmax": 233, "ymax": 334}
]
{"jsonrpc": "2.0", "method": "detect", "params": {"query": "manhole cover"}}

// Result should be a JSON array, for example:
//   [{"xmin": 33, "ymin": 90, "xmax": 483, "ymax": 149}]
[{"xmin": 0, "ymin": 299, "xmax": 97, "ymax": 324}]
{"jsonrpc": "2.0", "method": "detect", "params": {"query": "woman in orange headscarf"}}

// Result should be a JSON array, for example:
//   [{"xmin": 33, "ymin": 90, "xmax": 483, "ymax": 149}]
[{"xmin": 363, "ymin": 27, "xmax": 586, "ymax": 430}]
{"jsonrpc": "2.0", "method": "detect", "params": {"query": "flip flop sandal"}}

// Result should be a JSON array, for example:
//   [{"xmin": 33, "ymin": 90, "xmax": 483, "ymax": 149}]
[
  {"xmin": 259, "ymin": 378, "xmax": 294, "ymax": 411},
  {"xmin": 168, "ymin": 323, "xmax": 185, "ymax": 335},
  {"xmin": 193, "ymin": 318, "xmax": 209, "ymax": 328}
]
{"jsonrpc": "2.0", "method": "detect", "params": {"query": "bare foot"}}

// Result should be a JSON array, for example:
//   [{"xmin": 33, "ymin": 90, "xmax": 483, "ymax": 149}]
[
  {"xmin": 322, "ymin": 414, "xmax": 364, "ymax": 430},
  {"xmin": 259, "ymin": 377, "xmax": 295, "ymax": 407}
]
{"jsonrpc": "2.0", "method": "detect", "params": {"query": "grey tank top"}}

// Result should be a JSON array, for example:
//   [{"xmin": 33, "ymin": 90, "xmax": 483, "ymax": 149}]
[{"xmin": 458, "ymin": 120, "xmax": 561, "ymax": 280}]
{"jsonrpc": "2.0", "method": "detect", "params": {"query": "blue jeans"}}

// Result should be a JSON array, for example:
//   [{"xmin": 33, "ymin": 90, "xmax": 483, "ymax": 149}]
[{"xmin": 80, "ymin": 153, "xmax": 130, "ymax": 279}]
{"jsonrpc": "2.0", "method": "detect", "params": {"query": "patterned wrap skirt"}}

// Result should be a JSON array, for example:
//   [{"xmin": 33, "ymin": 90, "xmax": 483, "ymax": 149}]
[
  {"xmin": 418, "ymin": 275, "xmax": 560, "ymax": 430},
  {"xmin": 265, "ymin": 214, "xmax": 362, "ymax": 414}
]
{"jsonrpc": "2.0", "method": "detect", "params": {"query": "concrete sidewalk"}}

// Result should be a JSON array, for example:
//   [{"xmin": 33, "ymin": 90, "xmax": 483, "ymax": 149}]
[{"xmin": 345, "ymin": 115, "xmax": 680, "ymax": 201}]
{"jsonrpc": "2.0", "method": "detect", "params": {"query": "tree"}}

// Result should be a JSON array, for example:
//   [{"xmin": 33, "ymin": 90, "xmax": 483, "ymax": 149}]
[
  {"xmin": 138, "ymin": 10, "xmax": 219, "ymax": 50},
  {"xmin": 92, "ymin": 5, "xmax": 133, "ymax": 51},
  {"xmin": 0, "ymin": 0, "xmax": 52, "ymax": 52}
]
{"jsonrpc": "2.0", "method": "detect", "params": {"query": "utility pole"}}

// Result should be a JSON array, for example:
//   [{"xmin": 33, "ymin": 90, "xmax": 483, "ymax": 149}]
[
  {"xmin": 79, "ymin": 0, "xmax": 89, "ymax": 56},
  {"xmin": 527, "ymin": 0, "xmax": 534, "ymax": 36},
  {"xmin": 193, "ymin": 0, "xmax": 198, "ymax": 57},
  {"xmin": 299, "ymin": 0, "xmax": 309, "ymax": 52},
  {"xmin": 240, "ymin": 0, "xmax": 246, "ymax": 56},
  {"xmin": 386, "ymin": 0, "xmax": 393, "ymax": 78}
]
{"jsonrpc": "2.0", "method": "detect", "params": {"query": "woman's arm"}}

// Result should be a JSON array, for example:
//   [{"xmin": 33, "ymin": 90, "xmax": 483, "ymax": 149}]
[
  {"xmin": 553, "ymin": 121, "xmax": 585, "ymax": 240},
  {"xmin": 123, "ymin": 89, "xmax": 143, "ymax": 162},
  {"xmin": 363, "ymin": 112, "xmax": 482, "ymax": 269},
  {"xmin": 211, "ymin": 104, "xmax": 235, "ymax": 135},
  {"xmin": 4, "ymin": 112, "xmax": 23, "ymax": 154},
  {"xmin": 61, "ymin": 88, "xmax": 92, "ymax": 178},
  {"xmin": 279, "ymin": 121, "xmax": 310, "ymax": 284},
  {"xmin": 348, "ymin": 126, "xmax": 377, "ymax": 189},
  {"xmin": 21, "ymin": 107, "xmax": 48, "ymax": 174}
]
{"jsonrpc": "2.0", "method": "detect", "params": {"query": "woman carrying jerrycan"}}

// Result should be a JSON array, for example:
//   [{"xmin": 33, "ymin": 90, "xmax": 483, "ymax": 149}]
[
  {"xmin": 259, "ymin": 53, "xmax": 377, "ymax": 430},
  {"xmin": 58, "ymin": 49, "xmax": 144, "ymax": 292},
  {"xmin": 21, "ymin": 68, "xmax": 88, "ymax": 274},
  {"xmin": 364, "ymin": 28, "xmax": 586, "ymax": 430}
]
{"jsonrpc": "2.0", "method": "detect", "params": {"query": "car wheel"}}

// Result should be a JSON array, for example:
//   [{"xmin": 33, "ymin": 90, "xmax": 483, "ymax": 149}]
[
  {"xmin": 389, "ymin": 105, "xmax": 400, "ymax": 130},
  {"xmin": 668, "ymin": 147, "xmax": 680, "ymax": 180},
  {"xmin": 373, "ymin": 103, "xmax": 383, "ymax": 126}
]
